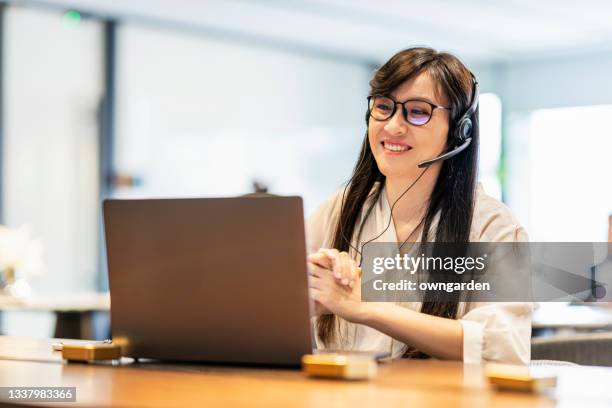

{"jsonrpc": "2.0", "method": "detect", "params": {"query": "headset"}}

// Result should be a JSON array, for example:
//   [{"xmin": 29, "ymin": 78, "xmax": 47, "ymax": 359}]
[{"xmin": 417, "ymin": 73, "xmax": 479, "ymax": 168}]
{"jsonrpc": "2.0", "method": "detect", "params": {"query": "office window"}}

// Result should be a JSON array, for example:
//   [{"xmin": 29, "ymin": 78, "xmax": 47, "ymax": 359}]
[
  {"xmin": 2, "ymin": 6, "xmax": 103, "ymax": 297},
  {"xmin": 478, "ymin": 93, "xmax": 502, "ymax": 200},
  {"xmin": 506, "ymin": 105, "xmax": 612, "ymax": 241},
  {"xmin": 114, "ymin": 23, "xmax": 370, "ymax": 214}
]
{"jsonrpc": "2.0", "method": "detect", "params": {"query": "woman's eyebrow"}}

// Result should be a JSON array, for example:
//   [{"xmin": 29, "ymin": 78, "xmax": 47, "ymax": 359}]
[{"xmin": 392, "ymin": 94, "xmax": 440, "ymax": 105}]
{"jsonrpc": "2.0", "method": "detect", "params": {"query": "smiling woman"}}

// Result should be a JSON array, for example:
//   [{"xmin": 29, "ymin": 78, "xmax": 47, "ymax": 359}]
[{"xmin": 306, "ymin": 47, "xmax": 533, "ymax": 364}]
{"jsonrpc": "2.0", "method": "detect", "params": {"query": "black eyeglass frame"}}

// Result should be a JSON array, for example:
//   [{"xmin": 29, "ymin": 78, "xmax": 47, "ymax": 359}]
[{"xmin": 367, "ymin": 95, "xmax": 450, "ymax": 126}]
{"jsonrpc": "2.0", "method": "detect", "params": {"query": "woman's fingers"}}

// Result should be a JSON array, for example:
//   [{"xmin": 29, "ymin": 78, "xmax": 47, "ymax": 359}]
[
  {"xmin": 308, "ymin": 248, "xmax": 361, "ymax": 288},
  {"xmin": 338, "ymin": 251, "xmax": 351, "ymax": 286},
  {"xmin": 351, "ymin": 267, "xmax": 362, "ymax": 288},
  {"xmin": 337, "ymin": 251, "xmax": 361, "ymax": 287},
  {"xmin": 307, "ymin": 262, "xmax": 325, "ymax": 279},
  {"xmin": 310, "ymin": 248, "xmax": 344, "ymax": 282},
  {"xmin": 318, "ymin": 248, "xmax": 345, "ymax": 280},
  {"xmin": 309, "ymin": 275, "xmax": 321, "ymax": 290},
  {"xmin": 307, "ymin": 263, "xmax": 334, "ymax": 284},
  {"xmin": 308, "ymin": 268, "xmax": 333, "ymax": 299},
  {"xmin": 317, "ymin": 249, "xmax": 337, "ymax": 278},
  {"xmin": 327, "ymin": 249, "xmax": 358, "ymax": 287},
  {"xmin": 307, "ymin": 251, "xmax": 333, "ymax": 270}
]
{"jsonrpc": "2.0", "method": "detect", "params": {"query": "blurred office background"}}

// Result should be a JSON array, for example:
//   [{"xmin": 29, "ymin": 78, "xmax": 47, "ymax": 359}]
[{"xmin": 0, "ymin": 0, "xmax": 611, "ymax": 338}]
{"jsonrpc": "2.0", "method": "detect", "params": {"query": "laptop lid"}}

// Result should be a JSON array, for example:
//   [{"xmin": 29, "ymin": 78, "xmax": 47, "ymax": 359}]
[{"xmin": 103, "ymin": 196, "xmax": 313, "ymax": 366}]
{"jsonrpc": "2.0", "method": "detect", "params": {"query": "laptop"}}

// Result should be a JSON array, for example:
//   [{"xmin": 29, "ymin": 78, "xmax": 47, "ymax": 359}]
[{"xmin": 103, "ymin": 196, "xmax": 313, "ymax": 366}]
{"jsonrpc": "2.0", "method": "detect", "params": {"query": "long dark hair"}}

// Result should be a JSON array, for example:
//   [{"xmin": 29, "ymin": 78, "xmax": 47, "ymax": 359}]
[{"xmin": 317, "ymin": 47, "xmax": 479, "ymax": 357}]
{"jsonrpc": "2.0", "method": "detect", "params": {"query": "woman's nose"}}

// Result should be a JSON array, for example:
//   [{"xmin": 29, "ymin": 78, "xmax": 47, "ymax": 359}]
[{"xmin": 383, "ymin": 106, "xmax": 408, "ymax": 136}]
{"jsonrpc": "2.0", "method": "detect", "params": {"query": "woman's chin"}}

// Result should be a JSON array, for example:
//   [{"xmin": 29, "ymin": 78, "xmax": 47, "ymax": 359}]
[
  {"xmin": 379, "ymin": 167, "xmax": 418, "ymax": 180},
  {"xmin": 376, "ymin": 159, "xmax": 421, "ymax": 178}
]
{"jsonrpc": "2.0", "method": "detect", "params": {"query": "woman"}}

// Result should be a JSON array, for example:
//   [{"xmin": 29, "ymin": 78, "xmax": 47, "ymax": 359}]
[{"xmin": 307, "ymin": 47, "xmax": 532, "ymax": 364}]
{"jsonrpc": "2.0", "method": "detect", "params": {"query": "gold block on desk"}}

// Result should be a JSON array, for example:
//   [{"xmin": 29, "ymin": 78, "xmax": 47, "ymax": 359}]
[
  {"xmin": 62, "ymin": 343, "xmax": 121, "ymax": 361},
  {"xmin": 302, "ymin": 354, "xmax": 377, "ymax": 380},
  {"xmin": 485, "ymin": 363, "xmax": 557, "ymax": 392}
]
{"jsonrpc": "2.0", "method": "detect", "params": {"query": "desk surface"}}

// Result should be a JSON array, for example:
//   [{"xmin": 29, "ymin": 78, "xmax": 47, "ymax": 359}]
[{"xmin": 2, "ymin": 337, "xmax": 612, "ymax": 407}]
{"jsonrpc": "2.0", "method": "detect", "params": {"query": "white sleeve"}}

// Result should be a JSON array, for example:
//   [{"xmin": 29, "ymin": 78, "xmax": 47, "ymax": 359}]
[
  {"xmin": 305, "ymin": 190, "xmax": 343, "ymax": 255},
  {"xmin": 459, "ymin": 302, "xmax": 533, "ymax": 364},
  {"xmin": 463, "ymin": 186, "xmax": 534, "ymax": 364}
]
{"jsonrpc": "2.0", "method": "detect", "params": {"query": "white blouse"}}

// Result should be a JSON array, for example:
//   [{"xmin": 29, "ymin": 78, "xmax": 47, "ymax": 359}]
[{"xmin": 306, "ymin": 182, "xmax": 534, "ymax": 365}]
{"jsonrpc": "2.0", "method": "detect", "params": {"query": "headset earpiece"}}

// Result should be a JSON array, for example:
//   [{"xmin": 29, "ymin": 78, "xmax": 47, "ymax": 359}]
[
  {"xmin": 453, "ymin": 74, "xmax": 478, "ymax": 144},
  {"xmin": 417, "ymin": 73, "xmax": 478, "ymax": 168},
  {"xmin": 457, "ymin": 117, "xmax": 473, "ymax": 142}
]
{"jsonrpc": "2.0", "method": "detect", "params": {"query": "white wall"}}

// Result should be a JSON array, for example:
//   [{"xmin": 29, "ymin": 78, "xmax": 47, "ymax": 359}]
[
  {"xmin": 497, "ymin": 53, "xmax": 612, "ymax": 112},
  {"xmin": 494, "ymin": 54, "xmax": 612, "ymax": 241},
  {"xmin": 114, "ymin": 23, "xmax": 372, "ymax": 214},
  {"xmin": 3, "ymin": 6, "xmax": 103, "ymax": 294}
]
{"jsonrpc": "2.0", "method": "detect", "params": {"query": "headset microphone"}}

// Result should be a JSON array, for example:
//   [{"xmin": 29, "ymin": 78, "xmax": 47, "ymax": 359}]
[
  {"xmin": 418, "ymin": 74, "xmax": 479, "ymax": 168},
  {"xmin": 417, "ymin": 138, "xmax": 472, "ymax": 168}
]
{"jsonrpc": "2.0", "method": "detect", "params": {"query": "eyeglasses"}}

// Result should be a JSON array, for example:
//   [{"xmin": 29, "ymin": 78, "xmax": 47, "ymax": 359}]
[{"xmin": 367, "ymin": 95, "xmax": 450, "ymax": 126}]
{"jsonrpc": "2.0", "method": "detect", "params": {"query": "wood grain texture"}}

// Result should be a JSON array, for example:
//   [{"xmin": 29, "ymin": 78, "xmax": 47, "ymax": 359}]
[{"xmin": 1, "ymin": 336, "xmax": 610, "ymax": 407}]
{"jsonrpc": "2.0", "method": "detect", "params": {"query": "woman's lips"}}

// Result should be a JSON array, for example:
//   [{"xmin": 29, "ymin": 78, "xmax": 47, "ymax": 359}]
[{"xmin": 381, "ymin": 140, "xmax": 413, "ymax": 155}]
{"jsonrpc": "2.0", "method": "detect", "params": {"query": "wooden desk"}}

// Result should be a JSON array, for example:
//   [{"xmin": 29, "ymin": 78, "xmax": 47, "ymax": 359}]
[{"xmin": 2, "ymin": 337, "xmax": 612, "ymax": 407}]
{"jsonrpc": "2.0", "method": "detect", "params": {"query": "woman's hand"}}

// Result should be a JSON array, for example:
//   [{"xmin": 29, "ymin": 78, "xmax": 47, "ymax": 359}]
[
  {"xmin": 307, "ymin": 249, "xmax": 361, "ymax": 288},
  {"xmin": 307, "ymin": 249, "xmax": 364, "ymax": 322}
]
